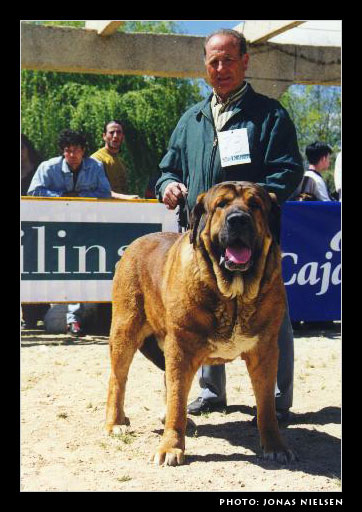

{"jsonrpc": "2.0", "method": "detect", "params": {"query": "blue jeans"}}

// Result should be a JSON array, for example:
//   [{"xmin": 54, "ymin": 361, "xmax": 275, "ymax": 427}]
[{"xmin": 197, "ymin": 306, "xmax": 294, "ymax": 410}]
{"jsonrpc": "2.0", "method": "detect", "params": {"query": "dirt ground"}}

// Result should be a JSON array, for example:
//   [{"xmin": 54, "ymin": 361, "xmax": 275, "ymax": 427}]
[{"xmin": 20, "ymin": 324, "xmax": 341, "ymax": 493}]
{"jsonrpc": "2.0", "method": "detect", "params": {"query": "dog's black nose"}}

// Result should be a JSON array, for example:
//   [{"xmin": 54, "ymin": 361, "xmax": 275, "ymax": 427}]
[{"xmin": 226, "ymin": 211, "xmax": 250, "ymax": 229}]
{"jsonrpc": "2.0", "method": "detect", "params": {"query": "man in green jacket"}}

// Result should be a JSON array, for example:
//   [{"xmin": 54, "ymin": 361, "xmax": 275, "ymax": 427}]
[{"xmin": 155, "ymin": 29, "xmax": 303, "ymax": 423}]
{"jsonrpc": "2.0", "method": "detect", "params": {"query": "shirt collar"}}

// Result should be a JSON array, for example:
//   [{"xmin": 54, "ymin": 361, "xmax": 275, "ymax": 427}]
[
  {"xmin": 198, "ymin": 82, "xmax": 253, "ymax": 122},
  {"xmin": 212, "ymin": 81, "xmax": 248, "ymax": 107},
  {"xmin": 61, "ymin": 157, "xmax": 85, "ymax": 174},
  {"xmin": 308, "ymin": 167, "xmax": 322, "ymax": 178}
]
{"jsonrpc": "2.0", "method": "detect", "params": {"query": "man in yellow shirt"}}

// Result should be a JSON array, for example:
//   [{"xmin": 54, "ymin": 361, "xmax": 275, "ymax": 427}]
[{"xmin": 91, "ymin": 120, "xmax": 139, "ymax": 200}]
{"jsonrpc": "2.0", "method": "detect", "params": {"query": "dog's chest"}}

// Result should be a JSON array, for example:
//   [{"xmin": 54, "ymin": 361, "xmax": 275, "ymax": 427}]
[{"xmin": 207, "ymin": 299, "xmax": 259, "ymax": 360}]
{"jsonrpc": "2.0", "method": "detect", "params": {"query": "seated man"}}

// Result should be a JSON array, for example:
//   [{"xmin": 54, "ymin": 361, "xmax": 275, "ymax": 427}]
[
  {"xmin": 91, "ymin": 120, "xmax": 139, "ymax": 200},
  {"xmin": 27, "ymin": 129, "xmax": 111, "ymax": 198},
  {"xmin": 27, "ymin": 129, "xmax": 112, "ymax": 336}
]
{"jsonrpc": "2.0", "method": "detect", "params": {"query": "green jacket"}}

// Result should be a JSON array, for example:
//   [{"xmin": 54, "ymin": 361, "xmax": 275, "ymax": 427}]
[{"xmin": 156, "ymin": 83, "xmax": 303, "ymax": 210}]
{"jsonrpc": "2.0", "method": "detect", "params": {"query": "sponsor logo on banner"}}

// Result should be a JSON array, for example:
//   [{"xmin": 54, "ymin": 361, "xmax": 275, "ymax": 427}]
[
  {"xmin": 282, "ymin": 230, "xmax": 341, "ymax": 296},
  {"xmin": 21, "ymin": 222, "xmax": 160, "ymax": 279}
]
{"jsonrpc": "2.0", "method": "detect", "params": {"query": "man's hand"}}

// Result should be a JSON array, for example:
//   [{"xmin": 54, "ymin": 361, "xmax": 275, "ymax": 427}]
[{"xmin": 162, "ymin": 182, "xmax": 188, "ymax": 210}]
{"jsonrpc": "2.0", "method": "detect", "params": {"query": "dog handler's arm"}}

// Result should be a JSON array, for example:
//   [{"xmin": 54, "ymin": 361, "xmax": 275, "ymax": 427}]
[
  {"xmin": 156, "ymin": 110, "xmax": 189, "ymax": 207},
  {"xmin": 257, "ymin": 105, "xmax": 304, "ymax": 204}
]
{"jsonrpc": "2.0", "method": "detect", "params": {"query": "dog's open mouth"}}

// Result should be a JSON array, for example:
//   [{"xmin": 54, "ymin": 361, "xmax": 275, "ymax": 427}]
[{"xmin": 219, "ymin": 243, "xmax": 252, "ymax": 272}]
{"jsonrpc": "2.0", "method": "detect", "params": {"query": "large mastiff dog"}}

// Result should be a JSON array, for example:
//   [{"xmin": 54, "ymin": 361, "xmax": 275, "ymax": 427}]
[{"xmin": 106, "ymin": 181, "xmax": 296, "ymax": 465}]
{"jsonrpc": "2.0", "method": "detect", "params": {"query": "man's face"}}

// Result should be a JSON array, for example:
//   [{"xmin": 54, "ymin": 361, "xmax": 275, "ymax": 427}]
[
  {"xmin": 103, "ymin": 122, "xmax": 124, "ymax": 154},
  {"xmin": 205, "ymin": 34, "xmax": 249, "ymax": 101},
  {"xmin": 63, "ymin": 145, "xmax": 85, "ymax": 172},
  {"xmin": 319, "ymin": 154, "xmax": 331, "ymax": 171},
  {"xmin": 325, "ymin": 154, "xmax": 331, "ymax": 170}
]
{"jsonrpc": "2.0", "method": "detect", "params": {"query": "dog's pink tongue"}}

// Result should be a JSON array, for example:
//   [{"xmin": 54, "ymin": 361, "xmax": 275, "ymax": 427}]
[{"xmin": 225, "ymin": 246, "xmax": 251, "ymax": 264}]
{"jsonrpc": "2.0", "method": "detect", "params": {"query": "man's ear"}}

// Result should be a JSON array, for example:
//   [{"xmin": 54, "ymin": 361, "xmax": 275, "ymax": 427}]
[
  {"xmin": 268, "ymin": 192, "xmax": 281, "ymax": 244},
  {"xmin": 189, "ymin": 192, "xmax": 206, "ymax": 246},
  {"xmin": 242, "ymin": 53, "xmax": 249, "ymax": 72}
]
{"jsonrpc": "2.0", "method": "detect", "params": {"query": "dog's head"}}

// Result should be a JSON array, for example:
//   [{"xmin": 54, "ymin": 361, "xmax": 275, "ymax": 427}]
[{"xmin": 189, "ymin": 181, "xmax": 280, "ymax": 298}]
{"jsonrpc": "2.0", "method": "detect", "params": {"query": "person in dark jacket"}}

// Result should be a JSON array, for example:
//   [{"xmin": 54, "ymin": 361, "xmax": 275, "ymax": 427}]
[{"xmin": 156, "ymin": 29, "xmax": 303, "ymax": 424}]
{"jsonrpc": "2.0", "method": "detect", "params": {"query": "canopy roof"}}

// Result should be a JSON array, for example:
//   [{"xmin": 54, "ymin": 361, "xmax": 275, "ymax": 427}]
[{"xmin": 21, "ymin": 20, "xmax": 341, "ymax": 98}]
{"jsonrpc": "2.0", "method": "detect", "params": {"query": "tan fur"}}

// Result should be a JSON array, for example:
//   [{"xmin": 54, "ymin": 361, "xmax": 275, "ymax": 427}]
[{"xmin": 106, "ymin": 182, "xmax": 296, "ymax": 465}]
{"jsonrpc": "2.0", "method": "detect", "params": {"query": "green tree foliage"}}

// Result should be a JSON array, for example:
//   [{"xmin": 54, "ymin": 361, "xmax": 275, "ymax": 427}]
[
  {"xmin": 21, "ymin": 21, "xmax": 202, "ymax": 196},
  {"xmin": 37, "ymin": 20, "xmax": 180, "ymax": 33},
  {"xmin": 34, "ymin": 20, "xmax": 85, "ymax": 28},
  {"xmin": 280, "ymin": 84, "xmax": 341, "ymax": 192},
  {"xmin": 124, "ymin": 20, "xmax": 180, "ymax": 33}
]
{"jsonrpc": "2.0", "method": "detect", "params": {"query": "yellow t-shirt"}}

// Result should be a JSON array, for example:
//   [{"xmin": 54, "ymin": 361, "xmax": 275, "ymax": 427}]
[{"xmin": 91, "ymin": 147, "xmax": 128, "ymax": 194}]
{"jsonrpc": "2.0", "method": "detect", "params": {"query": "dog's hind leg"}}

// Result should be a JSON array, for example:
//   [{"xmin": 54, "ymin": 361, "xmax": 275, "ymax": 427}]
[{"xmin": 105, "ymin": 319, "xmax": 138, "ymax": 434}]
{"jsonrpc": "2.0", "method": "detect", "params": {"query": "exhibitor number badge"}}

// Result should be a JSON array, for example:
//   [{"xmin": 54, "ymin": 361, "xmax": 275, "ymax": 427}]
[{"xmin": 218, "ymin": 128, "xmax": 251, "ymax": 167}]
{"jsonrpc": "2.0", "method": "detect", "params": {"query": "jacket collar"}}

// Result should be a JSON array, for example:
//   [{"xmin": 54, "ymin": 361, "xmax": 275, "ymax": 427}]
[
  {"xmin": 197, "ymin": 82, "xmax": 256, "ymax": 122},
  {"xmin": 61, "ymin": 156, "xmax": 86, "ymax": 174}
]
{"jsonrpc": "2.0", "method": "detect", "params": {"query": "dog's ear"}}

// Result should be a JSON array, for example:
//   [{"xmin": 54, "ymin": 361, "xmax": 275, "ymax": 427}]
[
  {"xmin": 189, "ymin": 192, "xmax": 206, "ymax": 246},
  {"xmin": 268, "ymin": 193, "xmax": 281, "ymax": 244}
]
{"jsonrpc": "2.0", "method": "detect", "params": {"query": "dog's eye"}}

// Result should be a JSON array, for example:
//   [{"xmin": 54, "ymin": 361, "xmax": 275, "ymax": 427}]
[{"xmin": 217, "ymin": 199, "xmax": 228, "ymax": 208}]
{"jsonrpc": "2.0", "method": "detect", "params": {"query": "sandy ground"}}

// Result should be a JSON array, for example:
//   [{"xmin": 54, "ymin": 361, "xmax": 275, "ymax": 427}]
[{"xmin": 20, "ymin": 325, "xmax": 341, "ymax": 493}]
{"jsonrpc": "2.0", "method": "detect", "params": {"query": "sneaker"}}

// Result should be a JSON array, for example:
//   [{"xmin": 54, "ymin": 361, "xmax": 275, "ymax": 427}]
[
  {"xmin": 67, "ymin": 321, "xmax": 85, "ymax": 337},
  {"xmin": 187, "ymin": 397, "xmax": 227, "ymax": 415}
]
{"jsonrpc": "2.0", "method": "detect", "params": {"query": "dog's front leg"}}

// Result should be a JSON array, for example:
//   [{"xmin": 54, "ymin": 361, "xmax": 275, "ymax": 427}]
[
  {"xmin": 244, "ymin": 344, "xmax": 297, "ymax": 463},
  {"xmin": 151, "ymin": 336, "xmax": 202, "ymax": 466}
]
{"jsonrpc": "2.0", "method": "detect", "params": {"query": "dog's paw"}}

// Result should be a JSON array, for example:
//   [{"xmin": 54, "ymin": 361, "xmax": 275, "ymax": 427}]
[
  {"xmin": 111, "ymin": 424, "xmax": 131, "ymax": 436},
  {"xmin": 150, "ymin": 448, "xmax": 185, "ymax": 466},
  {"xmin": 262, "ymin": 448, "xmax": 298, "ymax": 464},
  {"xmin": 106, "ymin": 417, "xmax": 130, "ymax": 435}
]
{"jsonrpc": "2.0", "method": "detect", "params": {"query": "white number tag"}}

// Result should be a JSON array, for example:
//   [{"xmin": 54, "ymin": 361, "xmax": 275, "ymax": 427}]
[{"xmin": 218, "ymin": 128, "xmax": 251, "ymax": 167}]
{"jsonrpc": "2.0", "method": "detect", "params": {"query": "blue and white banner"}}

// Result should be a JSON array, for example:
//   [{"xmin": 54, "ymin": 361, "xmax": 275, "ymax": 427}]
[
  {"xmin": 21, "ymin": 198, "xmax": 341, "ymax": 321},
  {"xmin": 281, "ymin": 201, "xmax": 341, "ymax": 321},
  {"xmin": 21, "ymin": 198, "xmax": 178, "ymax": 302}
]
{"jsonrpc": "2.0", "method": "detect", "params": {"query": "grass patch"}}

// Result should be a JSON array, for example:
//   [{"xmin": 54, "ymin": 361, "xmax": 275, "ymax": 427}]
[
  {"xmin": 112, "ymin": 431, "xmax": 137, "ymax": 444},
  {"xmin": 117, "ymin": 475, "xmax": 132, "ymax": 482}
]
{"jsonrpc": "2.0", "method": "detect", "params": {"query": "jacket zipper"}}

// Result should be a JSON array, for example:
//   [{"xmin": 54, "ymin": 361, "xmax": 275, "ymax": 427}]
[
  {"xmin": 208, "ymin": 130, "xmax": 218, "ymax": 188},
  {"xmin": 201, "ymin": 107, "xmax": 219, "ymax": 188}
]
